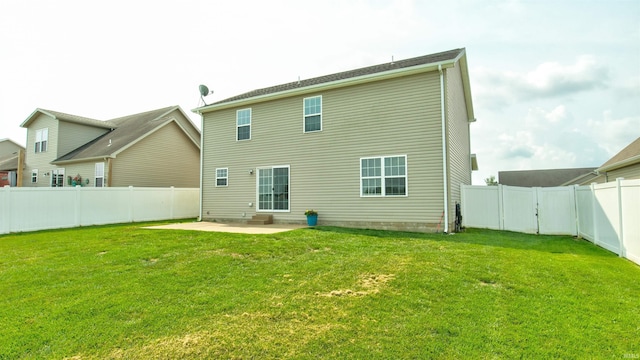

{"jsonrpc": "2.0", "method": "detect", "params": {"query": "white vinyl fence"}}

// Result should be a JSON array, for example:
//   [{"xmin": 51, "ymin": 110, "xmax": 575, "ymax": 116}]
[
  {"xmin": 1, "ymin": 186, "xmax": 199, "ymax": 235},
  {"xmin": 461, "ymin": 179, "xmax": 640, "ymax": 265}
]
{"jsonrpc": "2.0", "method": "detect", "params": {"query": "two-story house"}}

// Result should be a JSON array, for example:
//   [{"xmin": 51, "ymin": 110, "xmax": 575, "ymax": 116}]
[
  {"xmin": 20, "ymin": 106, "xmax": 200, "ymax": 188},
  {"xmin": 194, "ymin": 48, "xmax": 476, "ymax": 232}
]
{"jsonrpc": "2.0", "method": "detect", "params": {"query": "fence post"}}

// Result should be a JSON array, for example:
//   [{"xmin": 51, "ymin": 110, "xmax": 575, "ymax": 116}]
[
  {"xmin": 128, "ymin": 186, "xmax": 134, "ymax": 223},
  {"xmin": 75, "ymin": 185, "xmax": 81, "ymax": 227},
  {"xmin": 2, "ymin": 185, "xmax": 10, "ymax": 234},
  {"xmin": 617, "ymin": 178, "xmax": 625, "ymax": 257},
  {"xmin": 498, "ymin": 184, "xmax": 504, "ymax": 230},
  {"xmin": 591, "ymin": 183, "xmax": 599, "ymax": 247},
  {"xmin": 170, "ymin": 186, "xmax": 175, "ymax": 220},
  {"xmin": 573, "ymin": 185, "xmax": 580, "ymax": 237}
]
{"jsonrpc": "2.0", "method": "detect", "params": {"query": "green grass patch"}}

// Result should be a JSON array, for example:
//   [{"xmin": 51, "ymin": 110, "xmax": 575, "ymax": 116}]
[{"xmin": 1, "ymin": 224, "xmax": 638, "ymax": 359}]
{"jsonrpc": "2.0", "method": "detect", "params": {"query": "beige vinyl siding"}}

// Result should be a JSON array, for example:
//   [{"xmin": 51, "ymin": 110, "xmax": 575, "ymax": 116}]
[
  {"xmin": 0, "ymin": 140, "xmax": 23, "ymax": 155},
  {"xmin": 60, "ymin": 162, "xmax": 103, "ymax": 187},
  {"xmin": 23, "ymin": 114, "xmax": 58, "ymax": 187},
  {"xmin": 172, "ymin": 111, "xmax": 201, "ymax": 145},
  {"xmin": 111, "ymin": 121, "xmax": 200, "ymax": 187},
  {"xmin": 57, "ymin": 121, "xmax": 110, "ymax": 157},
  {"xmin": 602, "ymin": 162, "xmax": 640, "ymax": 182},
  {"xmin": 202, "ymin": 72, "xmax": 446, "ymax": 229},
  {"xmin": 445, "ymin": 63, "xmax": 472, "ymax": 224}
]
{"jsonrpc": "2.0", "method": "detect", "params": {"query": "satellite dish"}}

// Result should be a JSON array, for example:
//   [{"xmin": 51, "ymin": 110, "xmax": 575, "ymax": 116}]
[
  {"xmin": 199, "ymin": 84, "xmax": 210, "ymax": 97},
  {"xmin": 198, "ymin": 84, "xmax": 213, "ymax": 106}
]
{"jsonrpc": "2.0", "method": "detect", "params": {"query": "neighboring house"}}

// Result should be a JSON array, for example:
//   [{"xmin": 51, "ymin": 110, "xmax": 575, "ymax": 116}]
[
  {"xmin": 20, "ymin": 106, "xmax": 200, "ymax": 188},
  {"xmin": 583, "ymin": 136, "xmax": 640, "ymax": 184},
  {"xmin": 194, "ymin": 48, "xmax": 476, "ymax": 232},
  {"xmin": 498, "ymin": 167, "xmax": 598, "ymax": 187},
  {"xmin": 0, "ymin": 138, "xmax": 25, "ymax": 187}
]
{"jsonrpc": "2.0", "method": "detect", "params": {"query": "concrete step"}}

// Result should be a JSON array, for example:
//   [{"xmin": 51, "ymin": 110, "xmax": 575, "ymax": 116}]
[{"xmin": 248, "ymin": 214, "xmax": 273, "ymax": 225}]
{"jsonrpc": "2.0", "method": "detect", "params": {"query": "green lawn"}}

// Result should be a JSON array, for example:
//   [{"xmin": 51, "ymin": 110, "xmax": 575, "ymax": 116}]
[{"xmin": 1, "ymin": 223, "xmax": 638, "ymax": 359}]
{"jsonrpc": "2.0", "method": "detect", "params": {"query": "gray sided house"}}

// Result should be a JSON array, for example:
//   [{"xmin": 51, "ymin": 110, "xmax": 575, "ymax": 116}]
[
  {"xmin": 20, "ymin": 106, "xmax": 200, "ymax": 188},
  {"xmin": 195, "ymin": 48, "xmax": 476, "ymax": 232}
]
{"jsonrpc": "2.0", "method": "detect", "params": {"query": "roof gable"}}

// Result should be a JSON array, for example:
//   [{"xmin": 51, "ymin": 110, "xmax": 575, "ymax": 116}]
[
  {"xmin": 20, "ymin": 108, "xmax": 115, "ymax": 129},
  {"xmin": 599, "ymin": 136, "xmax": 640, "ymax": 171},
  {"xmin": 52, "ymin": 106, "xmax": 200, "ymax": 164},
  {"xmin": 194, "ymin": 48, "xmax": 472, "ymax": 119}
]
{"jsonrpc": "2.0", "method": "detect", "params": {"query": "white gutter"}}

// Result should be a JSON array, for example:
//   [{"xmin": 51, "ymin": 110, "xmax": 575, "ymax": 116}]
[{"xmin": 438, "ymin": 64, "xmax": 449, "ymax": 233}]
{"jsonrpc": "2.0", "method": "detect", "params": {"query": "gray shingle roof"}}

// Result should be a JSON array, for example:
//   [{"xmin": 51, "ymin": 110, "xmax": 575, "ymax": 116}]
[
  {"xmin": 53, "ymin": 106, "xmax": 181, "ymax": 163},
  {"xmin": 37, "ymin": 109, "xmax": 115, "ymax": 129},
  {"xmin": 499, "ymin": 167, "xmax": 598, "ymax": 187},
  {"xmin": 212, "ymin": 48, "xmax": 465, "ymax": 105}
]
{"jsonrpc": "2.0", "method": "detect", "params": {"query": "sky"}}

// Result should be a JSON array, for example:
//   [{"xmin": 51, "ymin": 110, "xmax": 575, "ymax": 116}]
[{"xmin": 1, "ymin": 0, "xmax": 638, "ymax": 185}]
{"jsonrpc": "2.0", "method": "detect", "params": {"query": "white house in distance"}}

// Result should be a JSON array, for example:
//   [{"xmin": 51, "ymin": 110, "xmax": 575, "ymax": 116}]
[{"xmin": 194, "ymin": 48, "xmax": 477, "ymax": 232}]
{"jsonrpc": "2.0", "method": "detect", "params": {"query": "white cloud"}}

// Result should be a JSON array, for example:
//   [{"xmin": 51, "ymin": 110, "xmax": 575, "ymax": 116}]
[
  {"xmin": 586, "ymin": 111, "xmax": 640, "ymax": 157},
  {"xmin": 474, "ymin": 56, "xmax": 610, "ymax": 109}
]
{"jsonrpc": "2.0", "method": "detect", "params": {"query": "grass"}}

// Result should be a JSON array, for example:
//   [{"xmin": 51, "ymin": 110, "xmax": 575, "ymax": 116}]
[{"xmin": 0, "ymin": 223, "xmax": 639, "ymax": 359}]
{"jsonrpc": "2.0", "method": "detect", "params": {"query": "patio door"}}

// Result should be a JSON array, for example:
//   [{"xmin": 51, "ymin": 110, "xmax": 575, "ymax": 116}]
[
  {"xmin": 257, "ymin": 166, "xmax": 289, "ymax": 211},
  {"xmin": 51, "ymin": 168, "xmax": 65, "ymax": 187}
]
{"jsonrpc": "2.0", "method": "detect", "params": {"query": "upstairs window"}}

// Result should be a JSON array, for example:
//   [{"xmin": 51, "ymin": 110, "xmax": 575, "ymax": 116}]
[
  {"xmin": 95, "ymin": 162, "xmax": 105, "ymax": 187},
  {"xmin": 216, "ymin": 168, "xmax": 228, "ymax": 187},
  {"xmin": 35, "ymin": 128, "xmax": 48, "ymax": 153},
  {"xmin": 360, "ymin": 155, "xmax": 407, "ymax": 197},
  {"xmin": 304, "ymin": 96, "xmax": 322, "ymax": 132},
  {"xmin": 237, "ymin": 109, "xmax": 251, "ymax": 141}
]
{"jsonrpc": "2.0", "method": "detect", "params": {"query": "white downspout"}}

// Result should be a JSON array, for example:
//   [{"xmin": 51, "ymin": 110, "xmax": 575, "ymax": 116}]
[
  {"xmin": 198, "ymin": 113, "xmax": 204, "ymax": 221},
  {"xmin": 438, "ymin": 64, "xmax": 449, "ymax": 233}
]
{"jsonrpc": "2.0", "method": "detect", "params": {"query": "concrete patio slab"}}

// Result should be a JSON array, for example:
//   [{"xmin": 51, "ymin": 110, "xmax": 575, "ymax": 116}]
[{"xmin": 143, "ymin": 221, "xmax": 307, "ymax": 234}]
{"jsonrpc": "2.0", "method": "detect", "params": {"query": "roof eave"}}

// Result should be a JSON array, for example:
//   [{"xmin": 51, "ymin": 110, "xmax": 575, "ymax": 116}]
[
  {"xmin": 52, "ymin": 155, "xmax": 115, "ymax": 165},
  {"xmin": 598, "ymin": 154, "xmax": 640, "ymax": 173},
  {"xmin": 20, "ymin": 108, "xmax": 49, "ymax": 128},
  {"xmin": 457, "ymin": 52, "xmax": 476, "ymax": 122},
  {"xmin": 192, "ymin": 59, "xmax": 459, "ymax": 114}
]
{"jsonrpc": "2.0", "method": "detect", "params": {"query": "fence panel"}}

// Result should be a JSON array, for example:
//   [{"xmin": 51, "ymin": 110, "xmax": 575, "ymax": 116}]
[
  {"xmin": 621, "ymin": 179, "xmax": 640, "ymax": 264},
  {"xmin": 5, "ymin": 188, "xmax": 79, "ymax": 233},
  {"xmin": 460, "ymin": 185, "xmax": 501, "ymax": 229},
  {"xmin": 537, "ymin": 187, "xmax": 577, "ymax": 236},
  {"xmin": 502, "ymin": 186, "xmax": 538, "ymax": 234},
  {"xmin": 77, "ymin": 187, "xmax": 133, "ymax": 225},
  {"xmin": 575, "ymin": 186, "xmax": 595, "ymax": 241},
  {"xmin": 593, "ymin": 182, "xmax": 622, "ymax": 254},
  {"xmin": 0, "ymin": 187, "xmax": 199, "ymax": 234}
]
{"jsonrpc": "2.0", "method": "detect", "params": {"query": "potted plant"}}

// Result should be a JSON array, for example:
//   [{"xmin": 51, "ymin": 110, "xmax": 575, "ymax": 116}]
[
  {"xmin": 72, "ymin": 174, "xmax": 82, "ymax": 186},
  {"xmin": 304, "ymin": 209, "xmax": 318, "ymax": 226}
]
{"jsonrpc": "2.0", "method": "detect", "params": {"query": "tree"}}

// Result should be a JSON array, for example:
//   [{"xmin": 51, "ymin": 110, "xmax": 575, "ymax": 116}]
[{"xmin": 484, "ymin": 175, "xmax": 498, "ymax": 186}]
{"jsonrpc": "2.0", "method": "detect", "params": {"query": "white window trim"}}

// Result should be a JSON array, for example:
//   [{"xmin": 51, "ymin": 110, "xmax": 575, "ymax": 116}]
[
  {"xmin": 51, "ymin": 168, "xmax": 65, "ymax": 188},
  {"xmin": 256, "ymin": 164, "xmax": 290, "ymax": 213},
  {"xmin": 236, "ymin": 108, "xmax": 251, "ymax": 141},
  {"xmin": 34, "ymin": 128, "xmax": 48, "ymax": 153},
  {"xmin": 31, "ymin": 169, "xmax": 38, "ymax": 183},
  {"xmin": 95, "ymin": 162, "xmax": 105, "ymax": 187},
  {"xmin": 215, "ymin": 167, "xmax": 228, "ymax": 187},
  {"xmin": 359, "ymin": 155, "xmax": 408, "ymax": 197},
  {"xmin": 303, "ymin": 95, "xmax": 322, "ymax": 133}
]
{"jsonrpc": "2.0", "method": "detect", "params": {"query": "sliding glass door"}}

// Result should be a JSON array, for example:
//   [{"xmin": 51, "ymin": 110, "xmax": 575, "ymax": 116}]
[{"xmin": 257, "ymin": 166, "xmax": 289, "ymax": 211}]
